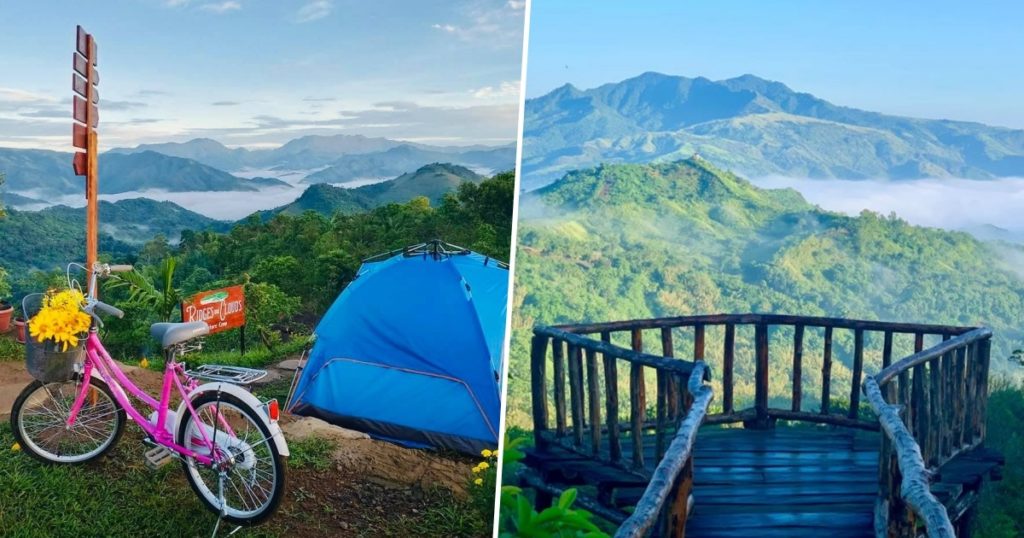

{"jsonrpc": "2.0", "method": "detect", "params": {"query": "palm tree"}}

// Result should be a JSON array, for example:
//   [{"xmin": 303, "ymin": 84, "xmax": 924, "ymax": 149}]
[{"xmin": 108, "ymin": 257, "xmax": 182, "ymax": 322}]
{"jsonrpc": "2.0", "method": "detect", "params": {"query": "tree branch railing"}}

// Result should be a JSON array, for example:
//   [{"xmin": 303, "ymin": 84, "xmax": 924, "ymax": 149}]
[
  {"xmin": 862, "ymin": 327, "xmax": 992, "ymax": 538},
  {"xmin": 616, "ymin": 361, "xmax": 713, "ymax": 537},
  {"xmin": 527, "ymin": 314, "xmax": 988, "ymax": 537}
]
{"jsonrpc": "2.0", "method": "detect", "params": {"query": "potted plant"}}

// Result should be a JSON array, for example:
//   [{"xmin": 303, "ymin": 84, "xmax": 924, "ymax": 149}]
[
  {"xmin": 0, "ymin": 266, "xmax": 11, "ymax": 332},
  {"xmin": 13, "ymin": 309, "xmax": 26, "ymax": 344},
  {"xmin": 0, "ymin": 300, "xmax": 11, "ymax": 333}
]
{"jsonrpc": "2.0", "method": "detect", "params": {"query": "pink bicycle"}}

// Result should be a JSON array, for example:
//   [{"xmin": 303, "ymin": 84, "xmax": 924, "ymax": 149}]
[{"xmin": 10, "ymin": 263, "xmax": 289, "ymax": 526}]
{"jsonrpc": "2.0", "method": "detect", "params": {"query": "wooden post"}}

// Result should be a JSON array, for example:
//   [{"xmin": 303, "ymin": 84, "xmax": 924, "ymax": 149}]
[
  {"xmin": 72, "ymin": 27, "xmax": 100, "ymax": 290},
  {"xmin": 752, "ymin": 323, "xmax": 770, "ymax": 429},
  {"xmin": 792, "ymin": 324, "xmax": 804, "ymax": 412},
  {"xmin": 567, "ymin": 344, "xmax": 585, "ymax": 447},
  {"xmin": 821, "ymin": 326, "xmax": 833, "ymax": 415},
  {"xmin": 602, "ymin": 332, "xmax": 621, "ymax": 463},
  {"xmin": 552, "ymin": 339, "xmax": 567, "ymax": 436},
  {"xmin": 630, "ymin": 329, "xmax": 645, "ymax": 469},
  {"xmin": 530, "ymin": 334, "xmax": 549, "ymax": 447},
  {"xmin": 849, "ymin": 329, "xmax": 864, "ymax": 419},
  {"xmin": 586, "ymin": 348, "xmax": 602, "ymax": 456},
  {"xmin": 723, "ymin": 323, "xmax": 735, "ymax": 414},
  {"xmin": 661, "ymin": 328, "xmax": 678, "ymax": 422}
]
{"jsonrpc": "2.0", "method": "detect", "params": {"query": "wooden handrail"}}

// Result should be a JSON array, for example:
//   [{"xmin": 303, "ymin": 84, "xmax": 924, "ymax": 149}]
[
  {"xmin": 873, "ymin": 328, "xmax": 991, "ymax": 386},
  {"xmin": 553, "ymin": 313, "xmax": 973, "ymax": 337},
  {"xmin": 864, "ymin": 377, "xmax": 955, "ymax": 538},
  {"xmin": 535, "ymin": 325, "xmax": 694, "ymax": 375},
  {"xmin": 616, "ymin": 361, "xmax": 713, "ymax": 538},
  {"xmin": 862, "ymin": 328, "xmax": 992, "ymax": 538}
]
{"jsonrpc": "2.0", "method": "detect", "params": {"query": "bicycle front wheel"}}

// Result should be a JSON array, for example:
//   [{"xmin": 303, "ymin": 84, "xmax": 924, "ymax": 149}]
[
  {"xmin": 11, "ymin": 376, "xmax": 125, "ymax": 464},
  {"xmin": 177, "ymin": 391, "xmax": 286, "ymax": 526}
]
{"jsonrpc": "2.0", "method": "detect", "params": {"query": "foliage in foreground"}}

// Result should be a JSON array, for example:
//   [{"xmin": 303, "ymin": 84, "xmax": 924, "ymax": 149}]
[
  {"xmin": 497, "ymin": 433, "xmax": 608, "ymax": 537},
  {"xmin": 975, "ymin": 380, "xmax": 1024, "ymax": 537}
]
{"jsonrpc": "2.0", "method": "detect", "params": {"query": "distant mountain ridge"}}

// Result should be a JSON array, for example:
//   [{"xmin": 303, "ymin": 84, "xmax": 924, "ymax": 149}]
[
  {"xmin": 109, "ymin": 134, "xmax": 515, "ymax": 174},
  {"xmin": 0, "ymin": 148, "xmax": 284, "ymax": 196},
  {"xmin": 0, "ymin": 134, "xmax": 513, "ymax": 198},
  {"xmin": 522, "ymin": 72, "xmax": 1024, "ymax": 190},
  {"xmin": 267, "ymin": 163, "xmax": 485, "ymax": 217}
]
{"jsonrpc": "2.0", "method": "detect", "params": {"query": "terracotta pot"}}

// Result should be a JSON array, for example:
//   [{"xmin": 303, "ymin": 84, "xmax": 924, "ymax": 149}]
[
  {"xmin": 0, "ymin": 302, "xmax": 12, "ymax": 333},
  {"xmin": 14, "ymin": 317, "xmax": 27, "ymax": 344}
]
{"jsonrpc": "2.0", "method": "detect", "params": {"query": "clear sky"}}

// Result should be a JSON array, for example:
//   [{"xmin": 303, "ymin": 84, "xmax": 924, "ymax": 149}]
[
  {"xmin": 0, "ymin": 0, "xmax": 525, "ymax": 150},
  {"xmin": 526, "ymin": 1, "xmax": 1024, "ymax": 129}
]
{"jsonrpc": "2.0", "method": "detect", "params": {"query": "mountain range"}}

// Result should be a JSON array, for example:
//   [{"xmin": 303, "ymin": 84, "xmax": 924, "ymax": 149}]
[
  {"xmin": 521, "ymin": 72, "xmax": 1024, "ymax": 190},
  {"xmin": 109, "ymin": 134, "xmax": 515, "ymax": 175},
  {"xmin": 1, "ymin": 134, "xmax": 514, "ymax": 198}
]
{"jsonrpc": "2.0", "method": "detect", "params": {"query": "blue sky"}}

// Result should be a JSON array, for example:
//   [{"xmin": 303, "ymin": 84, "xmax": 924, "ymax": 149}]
[
  {"xmin": 526, "ymin": 1, "xmax": 1024, "ymax": 128},
  {"xmin": 0, "ymin": 0, "xmax": 525, "ymax": 150}
]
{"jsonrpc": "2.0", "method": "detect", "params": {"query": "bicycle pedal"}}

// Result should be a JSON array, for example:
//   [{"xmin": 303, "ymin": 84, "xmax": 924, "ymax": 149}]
[{"xmin": 144, "ymin": 445, "xmax": 174, "ymax": 469}]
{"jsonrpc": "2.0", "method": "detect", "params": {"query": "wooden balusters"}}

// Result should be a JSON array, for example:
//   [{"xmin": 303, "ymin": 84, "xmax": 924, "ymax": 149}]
[
  {"xmin": 723, "ymin": 323, "xmax": 735, "ymax": 414},
  {"xmin": 753, "ymin": 323, "xmax": 770, "ymax": 429},
  {"xmin": 661, "ymin": 328, "xmax": 678, "ymax": 423},
  {"xmin": 821, "ymin": 326, "xmax": 833, "ymax": 415},
  {"xmin": 792, "ymin": 324, "xmax": 804, "ymax": 412},
  {"xmin": 602, "ymin": 332, "xmax": 622, "ymax": 464},
  {"xmin": 552, "ymin": 339, "xmax": 567, "ymax": 437},
  {"xmin": 631, "ymin": 329, "xmax": 646, "ymax": 470},
  {"xmin": 530, "ymin": 334, "xmax": 549, "ymax": 446},
  {"xmin": 567, "ymin": 344, "xmax": 585, "ymax": 446},
  {"xmin": 882, "ymin": 330, "xmax": 893, "ymax": 368},
  {"xmin": 928, "ymin": 357, "xmax": 942, "ymax": 466},
  {"xmin": 586, "ymin": 348, "xmax": 602, "ymax": 456},
  {"xmin": 849, "ymin": 329, "xmax": 864, "ymax": 419}
]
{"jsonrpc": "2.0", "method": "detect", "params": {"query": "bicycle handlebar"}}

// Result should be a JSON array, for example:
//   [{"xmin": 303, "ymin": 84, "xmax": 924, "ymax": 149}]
[{"xmin": 93, "ymin": 300, "xmax": 124, "ymax": 319}]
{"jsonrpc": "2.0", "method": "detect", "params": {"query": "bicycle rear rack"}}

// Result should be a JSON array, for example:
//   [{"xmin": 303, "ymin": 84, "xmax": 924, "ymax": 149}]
[{"xmin": 185, "ymin": 364, "xmax": 268, "ymax": 385}]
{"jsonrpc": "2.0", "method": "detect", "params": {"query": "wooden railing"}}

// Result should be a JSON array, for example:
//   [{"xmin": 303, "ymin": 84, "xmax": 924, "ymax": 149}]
[
  {"xmin": 616, "ymin": 361, "xmax": 713, "ymax": 537},
  {"xmin": 862, "ymin": 327, "xmax": 992, "ymax": 538},
  {"xmin": 528, "ymin": 313, "xmax": 987, "ymax": 537}
]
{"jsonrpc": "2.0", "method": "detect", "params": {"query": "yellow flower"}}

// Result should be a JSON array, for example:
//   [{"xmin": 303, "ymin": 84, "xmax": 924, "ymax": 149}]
[
  {"xmin": 472, "ymin": 465, "xmax": 481, "ymax": 474},
  {"xmin": 29, "ymin": 289, "xmax": 90, "ymax": 351},
  {"xmin": 11, "ymin": 442, "xmax": 20, "ymax": 452},
  {"xmin": 481, "ymin": 449, "xmax": 493, "ymax": 458},
  {"xmin": 478, "ymin": 461, "xmax": 490, "ymax": 470},
  {"xmin": 473, "ymin": 478, "xmax": 483, "ymax": 486},
  {"xmin": 139, "ymin": 357, "xmax": 150, "ymax": 369}
]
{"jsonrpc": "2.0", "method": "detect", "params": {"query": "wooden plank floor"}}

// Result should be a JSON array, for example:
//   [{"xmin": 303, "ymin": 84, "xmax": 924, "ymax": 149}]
[
  {"xmin": 683, "ymin": 427, "xmax": 878, "ymax": 538},
  {"xmin": 523, "ymin": 425, "xmax": 1001, "ymax": 537}
]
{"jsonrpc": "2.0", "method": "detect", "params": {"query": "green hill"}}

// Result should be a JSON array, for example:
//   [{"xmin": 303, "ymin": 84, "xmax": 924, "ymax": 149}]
[
  {"xmin": 522, "ymin": 72, "xmax": 1024, "ymax": 189},
  {"xmin": 268, "ymin": 163, "xmax": 486, "ymax": 217},
  {"xmin": 0, "ymin": 198, "xmax": 226, "ymax": 297},
  {"xmin": 506, "ymin": 158, "xmax": 1024, "ymax": 427}
]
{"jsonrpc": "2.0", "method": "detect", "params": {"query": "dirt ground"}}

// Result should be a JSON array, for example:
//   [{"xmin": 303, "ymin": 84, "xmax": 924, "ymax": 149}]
[{"xmin": 0, "ymin": 342, "xmax": 482, "ymax": 537}]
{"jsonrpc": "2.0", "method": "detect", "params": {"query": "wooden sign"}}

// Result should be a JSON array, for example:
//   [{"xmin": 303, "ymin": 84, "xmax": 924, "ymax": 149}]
[
  {"xmin": 72, "ymin": 26, "xmax": 100, "ymax": 282},
  {"xmin": 181, "ymin": 286, "xmax": 246, "ymax": 334}
]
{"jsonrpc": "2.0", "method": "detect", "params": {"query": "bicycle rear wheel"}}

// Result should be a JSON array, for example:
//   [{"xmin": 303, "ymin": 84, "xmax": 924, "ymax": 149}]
[
  {"xmin": 11, "ymin": 376, "xmax": 125, "ymax": 464},
  {"xmin": 177, "ymin": 391, "xmax": 286, "ymax": 526}
]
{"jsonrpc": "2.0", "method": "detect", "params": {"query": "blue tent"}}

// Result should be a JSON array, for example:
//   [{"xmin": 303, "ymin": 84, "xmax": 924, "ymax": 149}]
[{"xmin": 289, "ymin": 241, "xmax": 508, "ymax": 454}]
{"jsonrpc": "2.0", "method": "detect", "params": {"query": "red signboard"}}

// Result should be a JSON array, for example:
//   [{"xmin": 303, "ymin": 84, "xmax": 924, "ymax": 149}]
[{"xmin": 181, "ymin": 286, "xmax": 246, "ymax": 334}]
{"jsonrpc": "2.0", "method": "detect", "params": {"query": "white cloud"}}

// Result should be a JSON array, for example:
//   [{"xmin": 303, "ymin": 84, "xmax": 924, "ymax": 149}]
[
  {"xmin": 471, "ymin": 80, "xmax": 520, "ymax": 100},
  {"xmin": 507, "ymin": 0, "xmax": 526, "ymax": 9},
  {"xmin": 199, "ymin": 1, "xmax": 241, "ymax": 14},
  {"xmin": 432, "ymin": 23, "xmax": 457, "ymax": 33},
  {"xmin": 295, "ymin": 0, "xmax": 332, "ymax": 23},
  {"xmin": 0, "ymin": 88, "xmax": 56, "ymax": 104},
  {"xmin": 164, "ymin": 0, "xmax": 191, "ymax": 6}
]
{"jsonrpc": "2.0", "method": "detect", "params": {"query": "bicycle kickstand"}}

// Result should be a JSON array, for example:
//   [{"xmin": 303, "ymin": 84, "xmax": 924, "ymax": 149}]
[{"xmin": 210, "ymin": 470, "xmax": 242, "ymax": 537}]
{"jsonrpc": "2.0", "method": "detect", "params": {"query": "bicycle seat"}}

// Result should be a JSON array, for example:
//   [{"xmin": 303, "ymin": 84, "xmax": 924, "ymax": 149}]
[{"xmin": 150, "ymin": 322, "xmax": 210, "ymax": 349}]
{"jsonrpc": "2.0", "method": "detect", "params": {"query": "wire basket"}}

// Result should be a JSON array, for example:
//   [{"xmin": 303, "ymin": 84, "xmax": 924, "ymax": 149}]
[{"xmin": 23, "ymin": 293, "xmax": 86, "ymax": 383}]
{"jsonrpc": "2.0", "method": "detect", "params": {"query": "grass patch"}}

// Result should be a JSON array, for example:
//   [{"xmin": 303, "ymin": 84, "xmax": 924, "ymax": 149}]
[
  {"xmin": 289, "ymin": 437, "xmax": 334, "ymax": 472},
  {"xmin": 0, "ymin": 334, "xmax": 21, "ymax": 362},
  {"xmin": 0, "ymin": 422, "xmax": 277, "ymax": 538},
  {"xmin": 381, "ymin": 487, "xmax": 492, "ymax": 538}
]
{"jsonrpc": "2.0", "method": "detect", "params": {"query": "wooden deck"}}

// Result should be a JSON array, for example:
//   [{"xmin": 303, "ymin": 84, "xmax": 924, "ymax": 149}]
[{"xmin": 524, "ymin": 425, "xmax": 1002, "ymax": 537}]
